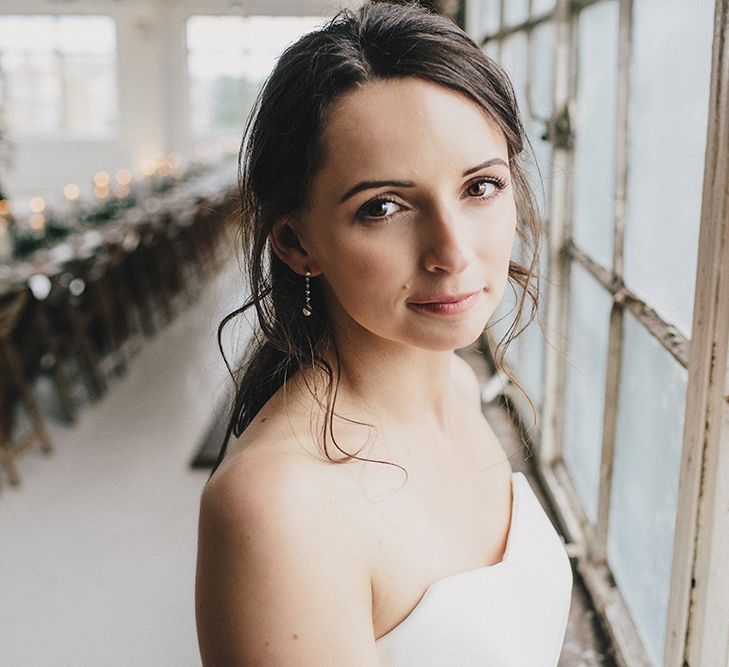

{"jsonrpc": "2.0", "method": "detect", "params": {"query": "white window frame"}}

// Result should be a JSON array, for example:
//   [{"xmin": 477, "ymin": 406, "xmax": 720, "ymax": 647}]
[{"xmin": 466, "ymin": 0, "xmax": 729, "ymax": 664}]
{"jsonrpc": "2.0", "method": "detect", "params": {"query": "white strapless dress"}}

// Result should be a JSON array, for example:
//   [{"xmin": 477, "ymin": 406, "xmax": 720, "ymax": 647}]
[{"xmin": 375, "ymin": 471, "xmax": 573, "ymax": 666}]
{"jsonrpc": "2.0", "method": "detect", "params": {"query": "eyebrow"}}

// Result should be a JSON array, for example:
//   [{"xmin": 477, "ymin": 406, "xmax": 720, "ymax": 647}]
[
  {"xmin": 338, "ymin": 157, "xmax": 509, "ymax": 204},
  {"xmin": 462, "ymin": 157, "xmax": 509, "ymax": 176}
]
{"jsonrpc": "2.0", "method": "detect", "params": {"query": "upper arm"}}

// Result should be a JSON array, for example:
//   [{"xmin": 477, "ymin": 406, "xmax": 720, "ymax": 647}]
[{"xmin": 195, "ymin": 451, "xmax": 379, "ymax": 666}]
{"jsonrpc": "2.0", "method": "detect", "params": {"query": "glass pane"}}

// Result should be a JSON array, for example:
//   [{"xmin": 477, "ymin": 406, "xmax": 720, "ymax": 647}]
[
  {"xmin": 187, "ymin": 15, "xmax": 325, "ymax": 137},
  {"xmin": 624, "ymin": 0, "xmax": 714, "ymax": 337},
  {"xmin": 527, "ymin": 20, "xmax": 555, "ymax": 219},
  {"xmin": 472, "ymin": 0, "xmax": 501, "ymax": 40},
  {"xmin": 526, "ymin": 117, "xmax": 552, "ymax": 220},
  {"xmin": 498, "ymin": 218, "xmax": 547, "ymax": 415},
  {"xmin": 61, "ymin": 56, "xmax": 118, "ymax": 135},
  {"xmin": 499, "ymin": 31, "xmax": 528, "ymax": 125},
  {"xmin": 529, "ymin": 20, "xmax": 555, "ymax": 121},
  {"xmin": 484, "ymin": 40, "xmax": 499, "ymax": 63},
  {"xmin": 57, "ymin": 16, "xmax": 116, "ymax": 54},
  {"xmin": 607, "ymin": 311, "xmax": 688, "ymax": 666},
  {"xmin": 0, "ymin": 15, "xmax": 117, "ymax": 138},
  {"xmin": 537, "ymin": 220, "xmax": 549, "ymax": 310},
  {"xmin": 572, "ymin": 0, "xmax": 619, "ymax": 269},
  {"xmin": 514, "ymin": 328, "xmax": 544, "ymax": 413},
  {"xmin": 531, "ymin": 0, "xmax": 557, "ymax": 15},
  {"xmin": 0, "ymin": 15, "xmax": 52, "ymax": 50},
  {"xmin": 504, "ymin": 0, "xmax": 529, "ymax": 27},
  {"xmin": 512, "ymin": 284, "xmax": 546, "ymax": 413},
  {"xmin": 487, "ymin": 273, "xmax": 519, "ymax": 369},
  {"xmin": 489, "ymin": 219, "xmax": 539, "ymax": 372},
  {"xmin": 563, "ymin": 262, "xmax": 612, "ymax": 522}
]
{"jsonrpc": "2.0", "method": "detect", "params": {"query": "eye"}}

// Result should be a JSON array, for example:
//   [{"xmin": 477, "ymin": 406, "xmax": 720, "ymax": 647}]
[
  {"xmin": 465, "ymin": 176, "xmax": 507, "ymax": 200},
  {"xmin": 356, "ymin": 197, "xmax": 402, "ymax": 221}
]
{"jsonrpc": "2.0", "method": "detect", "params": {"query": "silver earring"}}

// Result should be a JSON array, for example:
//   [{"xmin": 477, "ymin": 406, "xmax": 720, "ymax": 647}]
[{"xmin": 303, "ymin": 270, "xmax": 312, "ymax": 317}]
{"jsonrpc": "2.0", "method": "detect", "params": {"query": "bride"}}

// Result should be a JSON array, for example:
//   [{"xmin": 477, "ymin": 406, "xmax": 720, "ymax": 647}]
[{"xmin": 195, "ymin": 2, "xmax": 572, "ymax": 664}]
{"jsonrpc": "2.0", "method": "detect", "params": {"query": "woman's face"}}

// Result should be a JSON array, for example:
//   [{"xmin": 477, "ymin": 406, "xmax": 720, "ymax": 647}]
[{"xmin": 286, "ymin": 76, "xmax": 517, "ymax": 352}]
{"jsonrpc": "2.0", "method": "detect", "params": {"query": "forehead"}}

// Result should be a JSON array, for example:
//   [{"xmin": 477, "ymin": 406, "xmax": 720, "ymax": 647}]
[{"xmin": 316, "ymin": 77, "xmax": 508, "ymax": 182}]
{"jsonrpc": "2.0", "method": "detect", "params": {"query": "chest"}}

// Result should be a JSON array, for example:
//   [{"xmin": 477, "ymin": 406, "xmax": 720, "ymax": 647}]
[{"xmin": 358, "ymin": 422, "xmax": 514, "ymax": 640}]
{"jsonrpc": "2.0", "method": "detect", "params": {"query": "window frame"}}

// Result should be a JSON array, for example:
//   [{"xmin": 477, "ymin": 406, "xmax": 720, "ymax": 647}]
[{"xmin": 468, "ymin": 0, "xmax": 729, "ymax": 664}]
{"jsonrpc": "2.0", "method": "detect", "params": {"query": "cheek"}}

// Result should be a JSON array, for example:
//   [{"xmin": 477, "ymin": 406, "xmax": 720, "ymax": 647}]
[
  {"xmin": 480, "ymin": 205, "xmax": 517, "ymax": 264},
  {"xmin": 315, "ymin": 230, "xmax": 412, "ymax": 306},
  {"xmin": 476, "ymin": 208, "xmax": 518, "ymax": 302}
]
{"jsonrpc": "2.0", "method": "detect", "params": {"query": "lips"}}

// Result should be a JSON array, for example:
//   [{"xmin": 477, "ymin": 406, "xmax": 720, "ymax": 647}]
[
  {"xmin": 407, "ymin": 290, "xmax": 483, "ymax": 315},
  {"xmin": 408, "ymin": 290, "xmax": 482, "ymax": 305}
]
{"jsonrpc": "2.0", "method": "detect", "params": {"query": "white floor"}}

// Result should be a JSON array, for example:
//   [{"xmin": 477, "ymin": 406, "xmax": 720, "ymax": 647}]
[{"xmin": 0, "ymin": 256, "xmax": 248, "ymax": 667}]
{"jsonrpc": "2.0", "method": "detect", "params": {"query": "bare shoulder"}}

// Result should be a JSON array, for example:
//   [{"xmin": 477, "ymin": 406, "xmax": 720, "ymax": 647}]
[{"xmin": 195, "ymin": 443, "xmax": 379, "ymax": 666}]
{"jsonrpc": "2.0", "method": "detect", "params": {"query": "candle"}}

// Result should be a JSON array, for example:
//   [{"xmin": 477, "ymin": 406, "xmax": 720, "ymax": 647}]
[
  {"xmin": 93, "ymin": 171, "xmax": 110, "ymax": 187},
  {"xmin": 0, "ymin": 215, "xmax": 12, "ymax": 262},
  {"xmin": 29, "ymin": 196, "xmax": 45, "ymax": 214},
  {"xmin": 114, "ymin": 183, "xmax": 130, "ymax": 199},
  {"xmin": 28, "ymin": 197, "xmax": 47, "ymax": 239},
  {"xmin": 28, "ymin": 213, "xmax": 46, "ymax": 237},
  {"xmin": 115, "ymin": 169, "xmax": 133, "ymax": 202},
  {"xmin": 64, "ymin": 183, "xmax": 82, "ymax": 229},
  {"xmin": 94, "ymin": 184, "xmax": 110, "ymax": 199},
  {"xmin": 141, "ymin": 159, "xmax": 157, "ymax": 196}
]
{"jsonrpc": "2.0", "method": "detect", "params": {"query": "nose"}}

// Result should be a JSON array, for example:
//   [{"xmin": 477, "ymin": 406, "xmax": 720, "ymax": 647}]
[{"xmin": 422, "ymin": 204, "xmax": 474, "ymax": 274}]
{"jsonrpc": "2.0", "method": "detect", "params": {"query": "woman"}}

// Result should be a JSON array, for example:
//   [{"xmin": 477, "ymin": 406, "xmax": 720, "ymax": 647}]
[{"xmin": 195, "ymin": 2, "xmax": 573, "ymax": 665}]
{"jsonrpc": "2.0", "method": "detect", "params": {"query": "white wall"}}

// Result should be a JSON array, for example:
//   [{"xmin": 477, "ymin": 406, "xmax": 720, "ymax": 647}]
[{"xmin": 0, "ymin": 0, "xmax": 358, "ymax": 207}]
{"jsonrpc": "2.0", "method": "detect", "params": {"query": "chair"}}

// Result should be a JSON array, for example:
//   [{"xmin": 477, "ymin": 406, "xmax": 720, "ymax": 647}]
[
  {"xmin": 0, "ymin": 288, "xmax": 53, "ymax": 485},
  {"xmin": 101, "ymin": 238, "xmax": 143, "ymax": 369},
  {"xmin": 43, "ymin": 257, "xmax": 109, "ymax": 399},
  {"xmin": 127, "ymin": 220, "xmax": 174, "ymax": 333}
]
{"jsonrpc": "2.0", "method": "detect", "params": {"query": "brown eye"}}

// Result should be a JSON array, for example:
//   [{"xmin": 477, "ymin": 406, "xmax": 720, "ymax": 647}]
[
  {"xmin": 466, "ymin": 177, "xmax": 505, "ymax": 199},
  {"xmin": 356, "ymin": 198, "xmax": 400, "ymax": 221}
]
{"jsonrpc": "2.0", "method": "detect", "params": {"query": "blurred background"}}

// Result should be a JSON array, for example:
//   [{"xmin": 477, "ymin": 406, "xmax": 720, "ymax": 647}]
[{"xmin": 0, "ymin": 1, "xmax": 727, "ymax": 666}]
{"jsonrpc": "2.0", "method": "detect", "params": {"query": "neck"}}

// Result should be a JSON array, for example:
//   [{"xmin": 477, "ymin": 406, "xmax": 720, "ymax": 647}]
[{"xmin": 296, "ymin": 320, "xmax": 461, "ymax": 443}]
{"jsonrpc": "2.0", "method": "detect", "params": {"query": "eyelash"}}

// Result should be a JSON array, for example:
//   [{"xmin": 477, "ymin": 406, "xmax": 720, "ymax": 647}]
[
  {"xmin": 355, "ymin": 176, "xmax": 508, "ymax": 223},
  {"xmin": 465, "ymin": 175, "xmax": 508, "ymax": 199}
]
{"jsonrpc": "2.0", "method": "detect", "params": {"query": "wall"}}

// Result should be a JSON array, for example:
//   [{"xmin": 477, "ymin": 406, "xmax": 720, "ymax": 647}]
[{"xmin": 0, "ymin": 0, "xmax": 356, "ymax": 206}]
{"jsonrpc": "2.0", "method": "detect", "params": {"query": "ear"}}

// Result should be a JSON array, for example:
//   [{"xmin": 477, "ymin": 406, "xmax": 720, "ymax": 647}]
[{"xmin": 269, "ymin": 217, "xmax": 321, "ymax": 276}]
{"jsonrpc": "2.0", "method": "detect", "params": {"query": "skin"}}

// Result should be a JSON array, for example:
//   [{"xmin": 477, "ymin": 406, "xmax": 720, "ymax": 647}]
[{"xmin": 196, "ymin": 77, "xmax": 518, "ymax": 665}]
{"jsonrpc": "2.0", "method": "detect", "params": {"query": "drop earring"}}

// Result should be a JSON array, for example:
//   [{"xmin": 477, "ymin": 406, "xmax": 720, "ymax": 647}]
[{"xmin": 303, "ymin": 270, "xmax": 312, "ymax": 317}]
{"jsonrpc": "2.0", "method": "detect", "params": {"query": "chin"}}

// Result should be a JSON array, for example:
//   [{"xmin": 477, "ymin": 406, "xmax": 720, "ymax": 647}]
[{"xmin": 408, "ymin": 321, "xmax": 487, "ymax": 352}]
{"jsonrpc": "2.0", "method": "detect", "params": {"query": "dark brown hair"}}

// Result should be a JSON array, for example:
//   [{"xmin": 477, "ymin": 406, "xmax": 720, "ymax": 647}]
[{"xmin": 211, "ymin": 0, "xmax": 541, "ymax": 476}]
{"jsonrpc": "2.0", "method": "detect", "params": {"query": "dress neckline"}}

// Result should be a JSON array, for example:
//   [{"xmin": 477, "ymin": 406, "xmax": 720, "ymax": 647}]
[{"xmin": 375, "ymin": 470, "xmax": 524, "ymax": 643}]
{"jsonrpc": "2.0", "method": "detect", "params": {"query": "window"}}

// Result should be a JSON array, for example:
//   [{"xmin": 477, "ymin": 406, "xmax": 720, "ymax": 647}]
[
  {"xmin": 186, "ymin": 15, "xmax": 326, "ymax": 140},
  {"xmin": 467, "ymin": 0, "xmax": 728, "ymax": 664},
  {"xmin": 0, "ymin": 15, "xmax": 118, "ymax": 139}
]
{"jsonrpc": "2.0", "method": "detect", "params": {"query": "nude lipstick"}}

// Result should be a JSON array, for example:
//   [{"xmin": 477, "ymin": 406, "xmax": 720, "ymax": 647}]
[{"xmin": 407, "ymin": 290, "xmax": 482, "ymax": 315}]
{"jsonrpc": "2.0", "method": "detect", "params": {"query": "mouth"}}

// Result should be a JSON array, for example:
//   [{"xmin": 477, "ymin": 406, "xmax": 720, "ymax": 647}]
[
  {"xmin": 407, "ymin": 290, "xmax": 483, "ymax": 315},
  {"xmin": 409, "ymin": 290, "xmax": 482, "ymax": 305}
]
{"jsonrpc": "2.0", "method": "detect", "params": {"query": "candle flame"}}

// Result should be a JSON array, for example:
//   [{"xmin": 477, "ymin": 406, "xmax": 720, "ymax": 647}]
[
  {"xmin": 64, "ymin": 184, "xmax": 80, "ymax": 201},
  {"xmin": 94, "ymin": 171, "xmax": 110, "ymax": 187},
  {"xmin": 29, "ymin": 213, "xmax": 46, "ymax": 230},
  {"xmin": 30, "ymin": 196, "xmax": 45, "ymax": 213}
]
